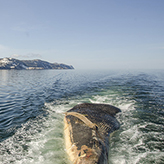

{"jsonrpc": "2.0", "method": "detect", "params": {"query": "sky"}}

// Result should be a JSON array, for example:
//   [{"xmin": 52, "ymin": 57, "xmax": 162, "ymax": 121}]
[{"xmin": 0, "ymin": 0, "xmax": 164, "ymax": 70}]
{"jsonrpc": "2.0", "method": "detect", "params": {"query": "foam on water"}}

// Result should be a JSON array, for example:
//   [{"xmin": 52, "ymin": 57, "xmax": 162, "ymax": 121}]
[
  {"xmin": 106, "ymin": 98, "xmax": 164, "ymax": 164},
  {"xmin": 87, "ymin": 89, "xmax": 164, "ymax": 164},
  {"xmin": 0, "ymin": 102, "xmax": 69, "ymax": 164}
]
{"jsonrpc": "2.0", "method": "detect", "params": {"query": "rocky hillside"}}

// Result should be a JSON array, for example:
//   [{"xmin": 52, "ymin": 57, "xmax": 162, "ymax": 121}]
[{"xmin": 0, "ymin": 58, "xmax": 74, "ymax": 70}]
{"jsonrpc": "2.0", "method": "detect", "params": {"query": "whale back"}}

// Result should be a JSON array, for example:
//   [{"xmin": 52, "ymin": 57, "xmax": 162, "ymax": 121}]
[
  {"xmin": 64, "ymin": 103, "xmax": 121, "ymax": 164},
  {"xmin": 69, "ymin": 103, "xmax": 121, "ymax": 135}
]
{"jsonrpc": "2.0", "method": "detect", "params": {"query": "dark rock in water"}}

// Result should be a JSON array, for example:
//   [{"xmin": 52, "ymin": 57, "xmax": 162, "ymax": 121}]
[
  {"xmin": 0, "ymin": 58, "xmax": 74, "ymax": 70},
  {"xmin": 64, "ymin": 103, "xmax": 121, "ymax": 164}
]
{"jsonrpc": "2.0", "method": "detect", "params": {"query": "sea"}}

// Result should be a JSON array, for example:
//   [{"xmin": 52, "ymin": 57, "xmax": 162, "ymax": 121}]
[{"xmin": 0, "ymin": 69, "xmax": 163, "ymax": 164}]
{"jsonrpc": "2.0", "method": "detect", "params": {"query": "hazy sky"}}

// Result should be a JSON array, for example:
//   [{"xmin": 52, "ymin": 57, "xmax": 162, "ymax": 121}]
[{"xmin": 0, "ymin": 0, "xmax": 164, "ymax": 69}]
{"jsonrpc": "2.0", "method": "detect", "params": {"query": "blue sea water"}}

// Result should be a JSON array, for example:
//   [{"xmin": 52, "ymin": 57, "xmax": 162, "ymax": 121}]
[{"xmin": 0, "ymin": 69, "xmax": 163, "ymax": 164}]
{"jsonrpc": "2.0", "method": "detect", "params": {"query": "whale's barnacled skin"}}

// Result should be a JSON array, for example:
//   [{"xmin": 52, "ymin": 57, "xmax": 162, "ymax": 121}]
[{"xmin": 64, "ymin": 103, "xmax": 121, "ymax": 164}]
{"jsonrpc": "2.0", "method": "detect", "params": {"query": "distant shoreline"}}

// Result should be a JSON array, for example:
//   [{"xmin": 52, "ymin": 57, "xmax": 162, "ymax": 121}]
[{"xmin": 0, "ymin": 58, "xmax": 74, "ymax": 70}]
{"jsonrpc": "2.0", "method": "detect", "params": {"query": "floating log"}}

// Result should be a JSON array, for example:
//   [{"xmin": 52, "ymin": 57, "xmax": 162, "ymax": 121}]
[{"xmin": 64, "ymin": 103, "xmax": 121, "ymax": 164}]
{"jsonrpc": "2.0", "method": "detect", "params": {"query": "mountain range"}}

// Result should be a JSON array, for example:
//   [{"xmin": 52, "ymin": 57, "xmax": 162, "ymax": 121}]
[{"xmin": 0, "ymin": 58, "xmax": 74, "ymax": 70}]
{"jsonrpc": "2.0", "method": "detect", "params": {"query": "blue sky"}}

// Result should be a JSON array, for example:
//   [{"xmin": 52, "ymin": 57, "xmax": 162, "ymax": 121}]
[{"xmin": 0, "ymin": 0, "xmax": 164, "ymax": 69}]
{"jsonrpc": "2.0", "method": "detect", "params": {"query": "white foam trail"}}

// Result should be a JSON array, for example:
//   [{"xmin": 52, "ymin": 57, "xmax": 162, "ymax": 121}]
[
  {"xmin": 0, "ymin": 102, "xmax": 73, "ymax": 164},
  {"xmin": 88, "ymin": 90, "xmax": 164, "ymax": 164}
]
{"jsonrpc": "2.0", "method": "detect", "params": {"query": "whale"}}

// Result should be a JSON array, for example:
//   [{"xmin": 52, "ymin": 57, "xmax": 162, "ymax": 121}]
[{"xmin": 64, "ymin": 103, "xmax": 121, "ymax": 164}]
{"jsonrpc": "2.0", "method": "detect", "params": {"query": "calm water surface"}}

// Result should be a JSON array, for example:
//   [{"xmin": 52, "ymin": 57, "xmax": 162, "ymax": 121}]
[{"xmin": 0, "ymin": 69, "xmax": 164, "ymax": 164}]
